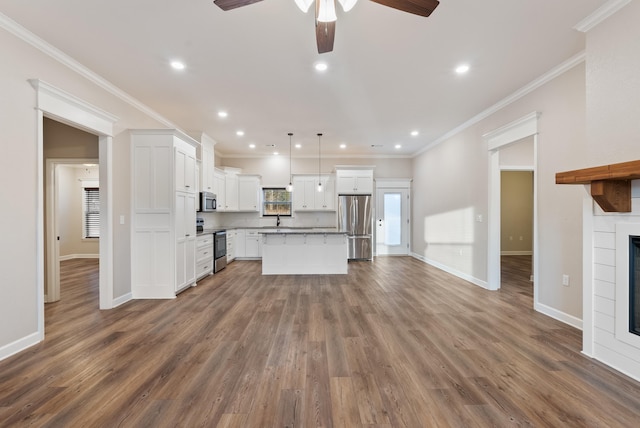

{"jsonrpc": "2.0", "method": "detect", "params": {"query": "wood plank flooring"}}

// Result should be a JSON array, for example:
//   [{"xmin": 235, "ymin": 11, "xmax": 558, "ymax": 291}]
[{"xmin": 2, "ymin": 256, "xmax": 640, "ymax": 426}]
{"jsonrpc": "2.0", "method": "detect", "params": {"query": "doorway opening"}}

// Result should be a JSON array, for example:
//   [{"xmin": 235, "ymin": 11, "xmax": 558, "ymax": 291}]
[
  {"xmin": 500, "ymin": 170, "xmax": 534, "ymax": 297},
  {"xmin": 45, "ymin": 155, "xmax": 100, "ymax": 305},
  {"xmin": 32, "ymin": 79, "xmax": 117, "ymax": 341},
  {"xmin": 375, "ymin": 179, "xmax": 411, "ymax": 256},
  {"xmin": 485, "ymin": 112, "xmax": 539, "ymax": 305}
]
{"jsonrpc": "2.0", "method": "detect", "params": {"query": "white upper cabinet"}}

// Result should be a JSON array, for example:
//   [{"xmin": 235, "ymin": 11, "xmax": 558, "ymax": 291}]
[
  {"xmin": 238, "ymin": 175, "xmax": 261, "ymax": 212},
  {"xmin": 175, "ymin": 146, "xmax": 196, "ymax": 194},
  {"xmin": 194, "ymin": 133, "xmax": 216, "ymax": 193},
  {"xmin": 292, "ymin": 174, "xmax": 335, "ymax": 211},
  {"xmin": 336, "ymin": 169, "xmax": 374, "ymax": 194},
  {"xmin": 224, "ymin": 172, "xmax": 239, "ymax": 211},
  {"xmin": 214, "ymin": 168, "xmax": 226, "ymax": 211},
  {"xmin": 315, "ymin": 175, "xmax": 335, "ymax": 210}
]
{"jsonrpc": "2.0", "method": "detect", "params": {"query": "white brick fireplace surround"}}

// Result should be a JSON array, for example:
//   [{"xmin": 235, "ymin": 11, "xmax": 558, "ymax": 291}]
[{"xmin": 583, "ymin": 181, "xmax": 640, "ymax": 381}]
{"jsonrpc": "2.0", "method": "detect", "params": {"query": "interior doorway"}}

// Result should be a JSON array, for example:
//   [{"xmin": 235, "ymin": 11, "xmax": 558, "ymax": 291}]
[
  {"xmin": 32, "ymin": 79, "xmax": 117, "ymax": 340},
  {"xmin": 500, "ymin": 170, "xmax": 534, "ymax": 293},
  {"xmin": 375, "ymin": 179, "xmax": 411, "ymax": 256},
  {"xmin": 45, "ymin": 159, "xmax": 99, "ymax": 303},
  {"xmin": 485, "ymin": 112, "xmax": 539, "ymax": 301}
]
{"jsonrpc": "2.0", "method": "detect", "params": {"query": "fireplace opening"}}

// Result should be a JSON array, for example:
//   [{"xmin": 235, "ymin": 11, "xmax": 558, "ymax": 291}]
[{"xmin": 630, "ymin": 236, "xmax": 640, "ymax": 336}]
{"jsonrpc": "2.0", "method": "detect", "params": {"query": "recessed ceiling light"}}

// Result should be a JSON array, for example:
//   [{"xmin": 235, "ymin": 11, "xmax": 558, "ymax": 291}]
[
  {"xmin": 395, "ymin": 144, "xmax": 402, "ymax": 149},
  {"xmin": 410, "ymin": 130, "xmax": 419, "ymax": 137},
  {"xmin": 295, "ymin": 144, "xmax": 302, "ymax": 149},
  {"xmin": 273, "ymin": 152, "xmax": 279, "ymax": 156},
  {"xmin": 170, "ymin": 61, "xmax": 185, "ymax": 70},
  {"xmin": 236, "ymin": 130, "xmax": 245, "ymax": 137},
  {"xmin": 217, "ymin": 111, "xmax": 228, "ymax": 118},
  {"xmin": 249, "ymin": 143, "xmax": 256, "ymax": 149},
  {"xmin": 339, "ymin": 144, "xmax": 346, "ymax": 149},
  {"xmin": 455, "ymin": 64, "xmax": 470, "ymax": 74},
  {"xmin": 315, "ymin": 62, "xmax": 328, "ymax": 72}
]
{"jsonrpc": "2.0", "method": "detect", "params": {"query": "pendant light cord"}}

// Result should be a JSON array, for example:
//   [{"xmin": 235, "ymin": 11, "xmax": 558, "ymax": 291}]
[
  {"xmin": 317, "ymin": 133, "xmax": 322, "ymax": 191},
  {"xmin": 288, "ymin": 132, "xmax": 293, "ymax": 188}
]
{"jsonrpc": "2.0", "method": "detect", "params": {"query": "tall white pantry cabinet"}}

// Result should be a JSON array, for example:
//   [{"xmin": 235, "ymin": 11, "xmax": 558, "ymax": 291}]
[{"xmin": 130, "ymin": 129, "xmax": 198, "ymax": 298}]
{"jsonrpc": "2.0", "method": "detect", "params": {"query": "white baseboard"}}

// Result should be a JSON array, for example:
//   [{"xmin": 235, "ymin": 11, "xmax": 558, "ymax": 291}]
[
  {"xmin": 535, "ymin": 301, "xmax": 583, "ymax": 330},
  {"xmin": 112, "ymin": 292, "xmax": 132, "ymax": 308},
  {"xmin": 501, "ymin": 251, "xmax": 533, "ymax": 256},
  {"xmin": 59, "ymin": 254, "xmax": 99, "ymax": 261},
  {"xmin": 0, "ymin": 331, "xmax": 42, "ymax": 362},
  {"xmin": 411, "ymin": 252, "xmax": 490, "ymax": 289}
]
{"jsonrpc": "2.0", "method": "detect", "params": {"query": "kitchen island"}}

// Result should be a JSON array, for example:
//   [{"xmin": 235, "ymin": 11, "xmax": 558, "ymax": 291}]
[{"xmin": 261, "ymin": 229, "xmax": 348, "ymax": 275}]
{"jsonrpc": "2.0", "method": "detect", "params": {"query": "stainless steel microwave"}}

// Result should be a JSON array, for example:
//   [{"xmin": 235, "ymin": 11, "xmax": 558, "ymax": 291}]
[{"xmin": 199, "ymin": 192, "xmax": 217, "ymax": 212}]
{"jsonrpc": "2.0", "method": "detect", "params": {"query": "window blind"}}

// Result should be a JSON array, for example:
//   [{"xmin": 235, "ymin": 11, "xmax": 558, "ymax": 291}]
[{"xmin": 84, "ymin": 187, "xmax": 100, "ymax": 238}]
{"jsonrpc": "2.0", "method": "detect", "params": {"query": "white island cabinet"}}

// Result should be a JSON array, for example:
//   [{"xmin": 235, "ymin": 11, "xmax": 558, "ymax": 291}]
[{"xmin": 262, "ymin": 230, "xmax": 348, "ymax": 275}]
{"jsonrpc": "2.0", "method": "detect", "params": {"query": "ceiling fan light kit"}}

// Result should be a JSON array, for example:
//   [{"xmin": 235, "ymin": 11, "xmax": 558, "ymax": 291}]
[
  {"xmin": 317, "ymin": 0, "xmax": 338, "ymax": 23},
  {"xmin": 213, "ymin": 0, "xmax": 439, "ymax": 52}
]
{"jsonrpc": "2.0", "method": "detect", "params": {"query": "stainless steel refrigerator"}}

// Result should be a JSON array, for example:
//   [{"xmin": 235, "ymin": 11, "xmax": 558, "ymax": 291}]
[{"xmin": 338, "ymin": 194, "xmax": 373, "ymax": 260}]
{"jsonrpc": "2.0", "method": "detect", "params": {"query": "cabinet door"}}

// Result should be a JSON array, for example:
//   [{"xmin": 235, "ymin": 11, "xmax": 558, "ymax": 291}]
[
  {"xmin": 292, "ymin": 176, "xmax": 307, "ymax": 211},
  {"xmin": 200, "ymin": 147, "xmax": 215, "ymax": 192},
  {"xmin": 235, "ymin": 229, "xmax": 246, "ymax": 258},
  {"xmin": 336, "ymin": 174, "xmax": 356, "ymax": 194},
  {"xmin": 354, "ymin": 173, "xmax": 373, "ymax": 194},
  {"xmin": 214, "ymin": 170, "xmax": 226, "ymax": 211},
  {"xmin": 175, "ymin": 192, "xmax": 196, "ymax": 291},
  {"xmin": 176, "ymin": 148, "xmax": 196, "ymax": 193},
  {"xmin": 225, "ymin": 173, "xmax": 239, "ymax": 211},
  {"xmin": 319, "ymin": 176, "xmax": 335, "ymax": 210},
  {"xmin": 245, "ymin": 232, "xmax": 262, "ymax": 258},
  {"xmin": 238, "ymin": 176, "xmax": 259, "ymax": 211}
]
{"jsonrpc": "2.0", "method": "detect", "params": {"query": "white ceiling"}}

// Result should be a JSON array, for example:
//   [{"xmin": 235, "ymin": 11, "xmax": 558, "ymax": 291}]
[{"xmin": 1, "ymin": 0, "xmax": 606, "ymax": 157}]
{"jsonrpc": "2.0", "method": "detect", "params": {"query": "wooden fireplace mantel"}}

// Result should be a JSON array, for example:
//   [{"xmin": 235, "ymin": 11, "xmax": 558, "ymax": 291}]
[{"xmin": 556, "ymin": 160, "xmax": 640, "ymax": 212}]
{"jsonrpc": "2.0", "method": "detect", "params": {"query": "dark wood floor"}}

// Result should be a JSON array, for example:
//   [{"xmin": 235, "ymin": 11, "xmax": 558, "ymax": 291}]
[{"xmin": 2, "ymin": 256, "xmax": 640, "ymax": 427}]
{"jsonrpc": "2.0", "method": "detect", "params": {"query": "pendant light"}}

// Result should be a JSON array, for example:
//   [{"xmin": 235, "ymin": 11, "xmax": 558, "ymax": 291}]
[
  {"xmin": 317, "ymin": 133, "xmax": 323, "ymax": 192},
  {"xmin": 287, "ymin": 132, "xmax": 294, "ymax": 192}
]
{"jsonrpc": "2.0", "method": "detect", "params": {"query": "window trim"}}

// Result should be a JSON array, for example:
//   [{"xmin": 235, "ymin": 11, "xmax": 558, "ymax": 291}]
[{"xmin": 81, "ymin": 180, "xmax": 100, "ymax": 239}]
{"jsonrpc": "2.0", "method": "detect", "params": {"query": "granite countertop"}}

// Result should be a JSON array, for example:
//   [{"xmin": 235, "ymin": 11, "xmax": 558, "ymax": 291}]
[{"xmin": 261, "ymin": 228, "xmax": 344, "ymax": 235}]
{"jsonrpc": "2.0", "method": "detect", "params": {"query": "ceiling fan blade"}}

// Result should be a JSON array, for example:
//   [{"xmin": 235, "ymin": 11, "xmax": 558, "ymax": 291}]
[
  {"xmin": 369, "ymin": 0, "xmax": 439, "ymax": 17},
  {"xmin": 316, "ymin": 20, "xmax": 336, "ymax": 53},
  {"xmin": 316, "ymin": 0, "xmax": 336, "ymax": 53},
  {"xmin": 213, "ymin": 0, "xmax": 264, "ymax": 11}
]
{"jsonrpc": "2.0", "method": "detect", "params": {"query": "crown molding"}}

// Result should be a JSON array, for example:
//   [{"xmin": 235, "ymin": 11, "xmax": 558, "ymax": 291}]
[
  {"xmin": 0, "ymin": 12, "xmax": 178, "ymax": 130},
  {"xmin": 412, "ymin": 51, "xmax": 585, "ymax": 158},
  {"xmin": 573, "ymin": 0, "xmax": 631, "ymax": 33}
]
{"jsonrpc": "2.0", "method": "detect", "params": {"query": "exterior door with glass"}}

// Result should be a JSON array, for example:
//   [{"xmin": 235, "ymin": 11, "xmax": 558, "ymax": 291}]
[{"xmin": 375, "ymin": 186, "xmax": 410, "ymax": 255}]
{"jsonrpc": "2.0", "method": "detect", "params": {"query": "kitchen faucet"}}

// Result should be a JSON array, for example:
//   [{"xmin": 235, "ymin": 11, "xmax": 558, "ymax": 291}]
[{"xmin": 276, "ymin": 214, "xmax": 281, "ymax": 227}]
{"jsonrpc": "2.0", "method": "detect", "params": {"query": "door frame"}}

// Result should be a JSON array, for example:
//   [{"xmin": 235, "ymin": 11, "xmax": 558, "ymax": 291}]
[
  {"xmin": 484, "ymin": 112, "xmax": 539, "ymax": 298},
  {"xmin": 374, "ymin": 179, "xmax": 412, "ymax": 256},
  {"xmin": 32, "ymin": 79, "xmax": 118, "ymax": 339}
]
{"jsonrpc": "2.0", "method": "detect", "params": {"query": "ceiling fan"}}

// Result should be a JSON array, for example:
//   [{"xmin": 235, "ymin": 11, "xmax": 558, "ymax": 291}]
[{"xmin": 212, "ymin": 0, "xmax": 440, "ymax": 53}]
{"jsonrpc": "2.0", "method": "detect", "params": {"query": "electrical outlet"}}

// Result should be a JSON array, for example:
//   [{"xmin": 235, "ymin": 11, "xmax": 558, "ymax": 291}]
[
  {"xmin": 530, "ymin": 275, "xmax": 534, "ymax": 282},
  {"xmin": 562, "ymin": 274, "xmax": 570, "ymax": 286}
]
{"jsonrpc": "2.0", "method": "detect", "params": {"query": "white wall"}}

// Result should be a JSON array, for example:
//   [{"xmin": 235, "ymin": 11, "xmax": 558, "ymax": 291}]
[
  {"xmin": 0, "ymin": 24, "xmax": 166, "ymax": 356},
  {"xmin": 583, "ymin": 1, "xmax": 640, "ymax": 381},
  {"xmin": 412, "ymin": 62, "xmax": 588, "ymax": 319}
]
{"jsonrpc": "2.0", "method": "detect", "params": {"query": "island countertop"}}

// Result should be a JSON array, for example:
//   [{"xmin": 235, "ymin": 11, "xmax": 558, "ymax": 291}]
[{"xmin": 260, "ymin": 228, "xmax": 344, "ymax": 235}]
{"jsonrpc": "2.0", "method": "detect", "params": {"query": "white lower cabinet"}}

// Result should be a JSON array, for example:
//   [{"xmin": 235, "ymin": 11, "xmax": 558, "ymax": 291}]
[
  {"xmin": 175, "ymin": 192, "xmax": 197, "ymax": 293},
  {"xmin": 234, "ymin": 229, "xmax": 263, "ymax": 259},
  {"xmin": 246, "ymin": 230, "xmax": 263, "ymax": 258},
  {"xmin": 226, "ymin": 229, "xmax": 236, "ymax": 263},
  {"xmin": 196, "ymin": 233, "xmax": 214, "ymax": 280}
]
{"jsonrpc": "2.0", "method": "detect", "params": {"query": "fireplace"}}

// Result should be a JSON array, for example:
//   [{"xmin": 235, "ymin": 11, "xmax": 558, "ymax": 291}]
[{"xmin": 630, "ymin": 236, "xmax": 640, "ymax": 336}]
